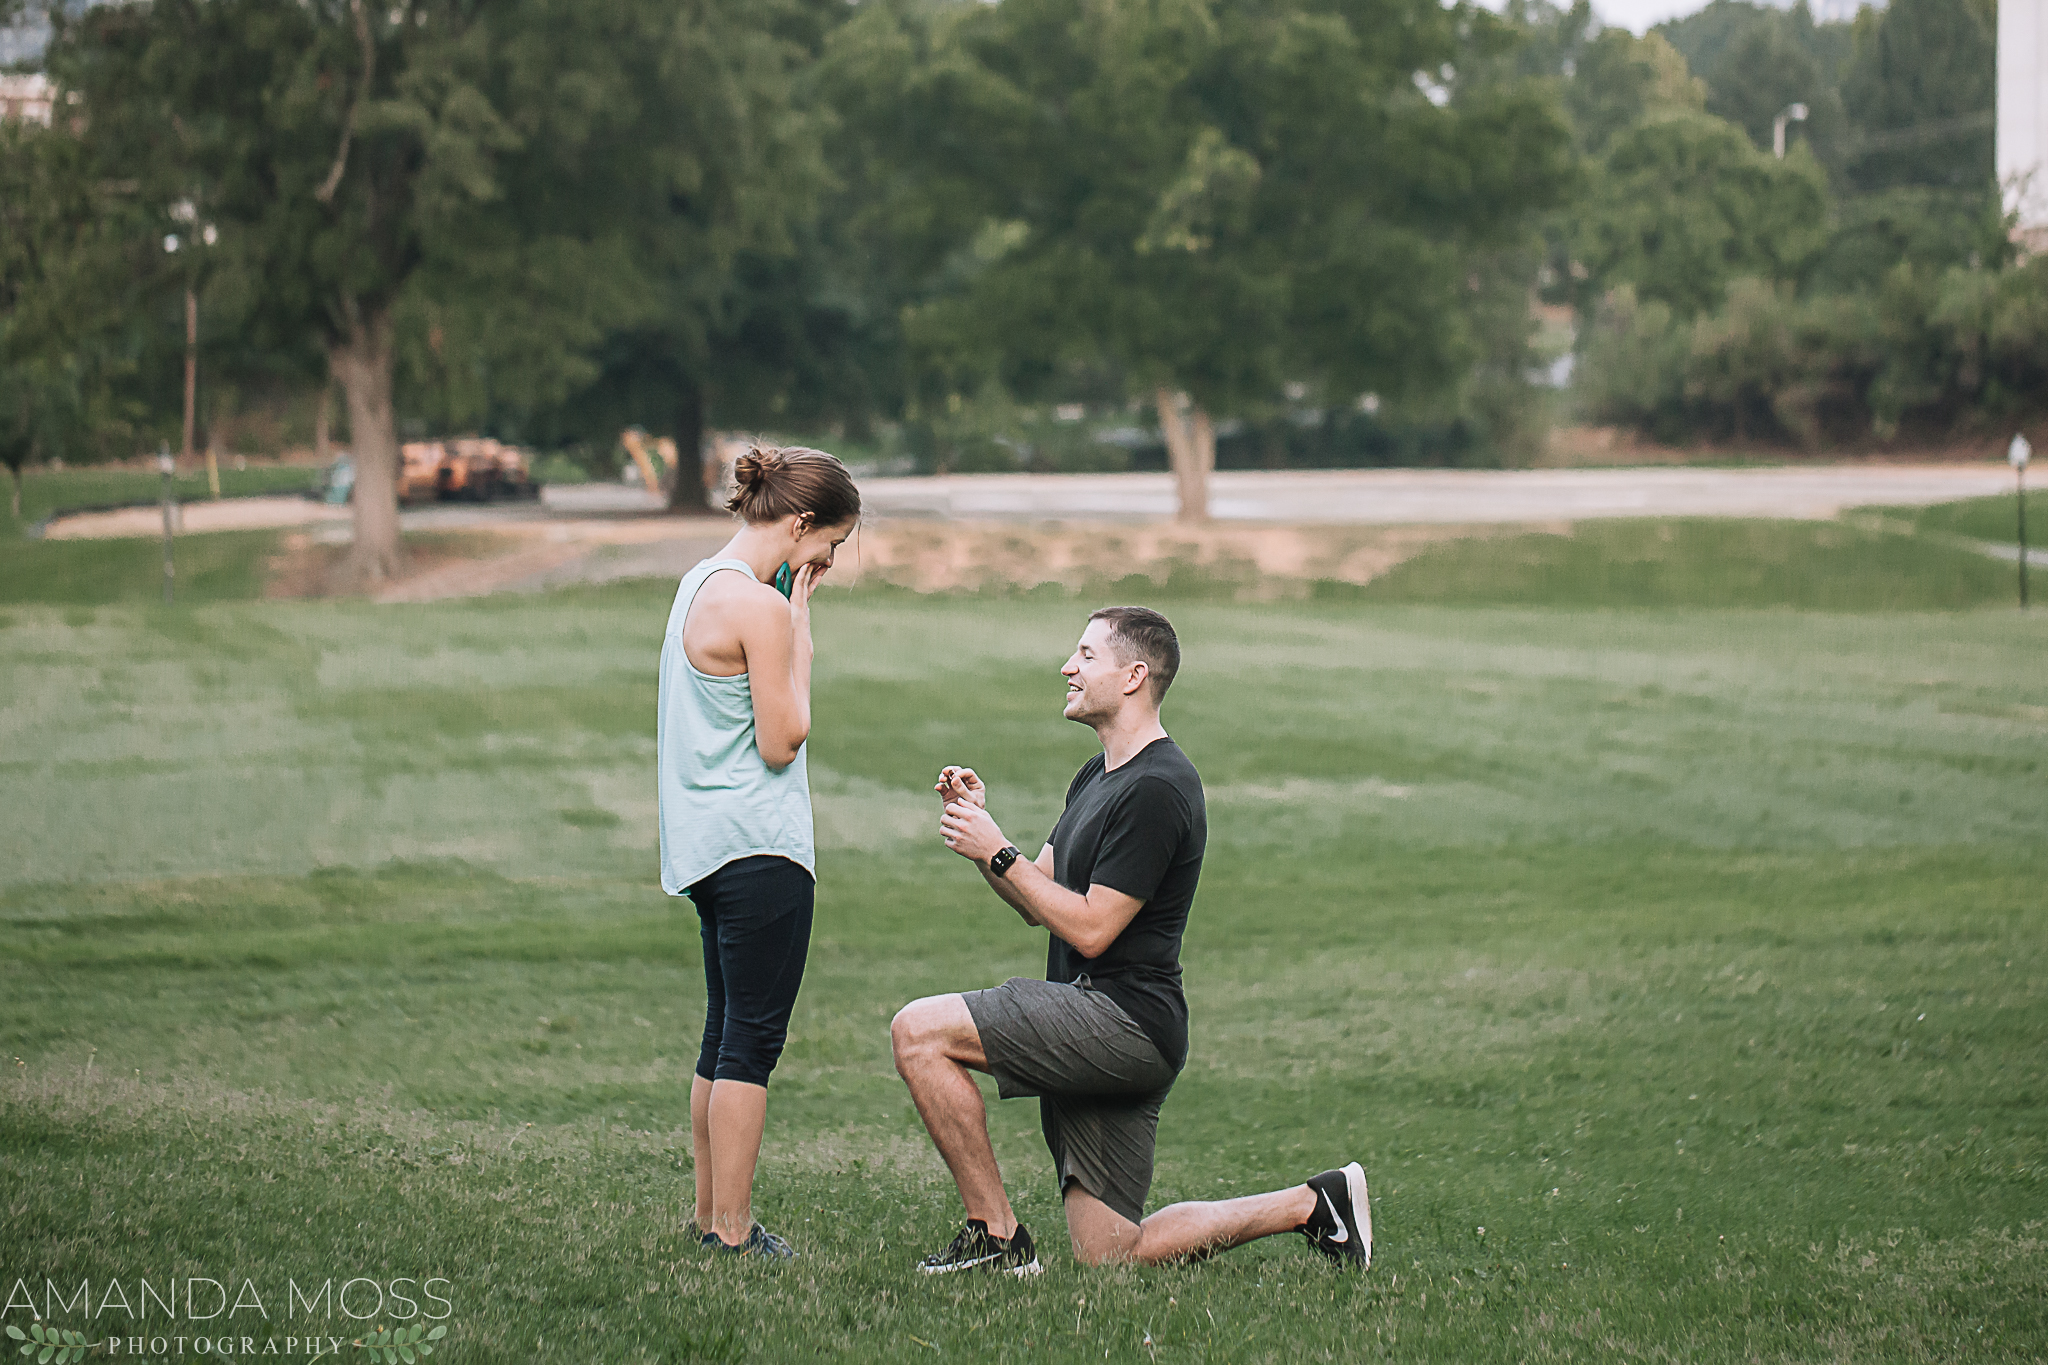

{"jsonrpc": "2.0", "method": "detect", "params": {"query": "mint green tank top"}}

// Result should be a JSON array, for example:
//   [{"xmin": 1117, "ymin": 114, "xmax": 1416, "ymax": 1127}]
[{"xmin": 657, "ymin": 558, "xmax": 814, "ymax": 894}]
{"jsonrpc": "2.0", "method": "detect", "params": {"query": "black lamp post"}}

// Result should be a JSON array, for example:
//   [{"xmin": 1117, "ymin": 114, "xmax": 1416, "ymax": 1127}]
[
  {"xmin": 158, "ymin": 442, "xmax": 176, "ymax": 604},
  {"xmin": 2012, "ymin": 434, "xmax": 2032, "ymax": 611}
]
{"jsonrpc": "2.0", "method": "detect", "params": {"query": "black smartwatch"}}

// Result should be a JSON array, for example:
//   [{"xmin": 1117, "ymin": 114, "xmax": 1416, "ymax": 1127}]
[{"xmin": 988, "ymin": 845, "xmax": 1022, "ymax": 878}]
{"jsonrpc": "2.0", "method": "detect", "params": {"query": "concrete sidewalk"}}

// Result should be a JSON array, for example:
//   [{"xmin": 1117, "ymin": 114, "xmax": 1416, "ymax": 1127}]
[
  {"xmin": 40, "ymin": 462, "xmax": 2016, "ymax": 539},
  {"xmin": 854, "ymin": 464, "xmax": 2016, "ymax": 524}
]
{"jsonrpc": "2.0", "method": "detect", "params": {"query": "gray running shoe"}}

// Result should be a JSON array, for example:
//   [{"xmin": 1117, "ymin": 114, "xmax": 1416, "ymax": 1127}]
[{"xmin": 712, "ymin": 1223, "xmax": 797, "ymax": 1259}]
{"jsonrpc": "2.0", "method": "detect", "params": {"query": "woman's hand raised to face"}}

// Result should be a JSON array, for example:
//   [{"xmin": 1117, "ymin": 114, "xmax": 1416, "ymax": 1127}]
[{"xmin": 787, "ymin": 559, "xmax": 827, "ymax": 624}]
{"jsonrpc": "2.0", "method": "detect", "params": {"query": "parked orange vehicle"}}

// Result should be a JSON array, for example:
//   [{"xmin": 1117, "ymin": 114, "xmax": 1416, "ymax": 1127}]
[{"xmin": 396, "ymin": 437, "xmax": 541, "ymax": 503}]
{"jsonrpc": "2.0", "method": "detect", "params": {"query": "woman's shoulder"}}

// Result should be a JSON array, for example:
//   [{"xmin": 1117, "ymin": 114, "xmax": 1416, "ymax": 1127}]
[
  {"xmin": 688, "ymin": 565, "xmax": 786, "ymax": 636},
  {"xmin": 693, "ymin": 562, "xmax": 776, "ymax": 602}
]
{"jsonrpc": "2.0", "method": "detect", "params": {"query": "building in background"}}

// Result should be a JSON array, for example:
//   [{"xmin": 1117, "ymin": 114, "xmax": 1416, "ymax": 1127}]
[
  {"xmin": 2001, "ymin": 0, "xmax": 2048, "ymax": 253},
  {"xmin": 0, "ymin": 72, "xmax": 53, "ymax": 125}
]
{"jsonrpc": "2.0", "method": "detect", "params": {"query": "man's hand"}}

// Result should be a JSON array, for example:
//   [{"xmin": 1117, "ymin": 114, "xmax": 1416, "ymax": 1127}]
[
  {"xmin": 940, "ymin": 799, "xmax": 1009, "ymax": 864},
  {"xmin": 935, "ymin": 766, "xmax": 987, "ymax": 809}
]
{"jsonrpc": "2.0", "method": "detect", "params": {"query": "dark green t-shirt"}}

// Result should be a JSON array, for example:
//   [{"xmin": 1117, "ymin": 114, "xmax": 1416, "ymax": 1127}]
[{"xmin": 1046, "ymin": 737, "xmax": 1206, "ymax": 1071}]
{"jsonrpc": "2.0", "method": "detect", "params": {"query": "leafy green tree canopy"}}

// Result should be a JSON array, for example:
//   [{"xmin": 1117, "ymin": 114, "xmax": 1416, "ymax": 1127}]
[
  {"xmin": 1575, "ymin": 111, "xmax": 1827, "ymax": 320},
  {"xmin": 0, "ymin": 116, "xmax": 154, "ymax": 519},
  {"xmin": 829, "ymin": 0, "xmax": 1573, "ymax": 516},
  {"xmin": 50, "ymin": 0, "xmax": 825, "ymax": 579},
  {"xmin": 1565, "ymin": 25, "xmax": 1704, "ymax": 156},
  {"xmin": 1840, "ymin": 0, "xmax": 1994, "ymax": 193}
]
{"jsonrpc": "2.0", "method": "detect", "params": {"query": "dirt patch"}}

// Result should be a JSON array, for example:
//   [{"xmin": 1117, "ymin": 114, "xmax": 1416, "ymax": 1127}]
[
  {"xmin": 259, "ymin": 518, "xmax": 1547, "ymax": 602},
  {"xmin": 371, "ymin": 539, "xmax": 591, "ymax": 603},
  {"xmin": 265, "ymin": 531, "xmax": 533, "ymax": 600},
  {"xmin": 844, "ymin": 520, "xmax": 1558, "ymax": 597}
]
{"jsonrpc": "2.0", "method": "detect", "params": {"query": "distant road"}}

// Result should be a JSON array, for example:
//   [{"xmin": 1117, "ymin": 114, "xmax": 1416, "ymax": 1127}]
[
  {"xmin": 41, "ymin": 463, "xmax": 2015, "ymax": 540},
  {"xmin": 854, "ymin": 464, "xmax": 2016, "ymax": 524}
]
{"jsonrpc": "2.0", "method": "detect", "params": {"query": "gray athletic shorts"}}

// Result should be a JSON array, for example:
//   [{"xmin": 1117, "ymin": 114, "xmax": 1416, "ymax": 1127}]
[{"xmin": 961, "ymin": 976, "xmax": 1177, "ymax": 1225}]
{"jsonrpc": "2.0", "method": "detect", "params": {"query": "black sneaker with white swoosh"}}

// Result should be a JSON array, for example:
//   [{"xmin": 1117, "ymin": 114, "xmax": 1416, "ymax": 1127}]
[
  {"xmin": 1300, "ymin": 1162, "xmax": 1372, "ymax": 1268},
  {"xmin": 917, "ymin": 1219, "xmax": 1044, "ymax": 1276}
]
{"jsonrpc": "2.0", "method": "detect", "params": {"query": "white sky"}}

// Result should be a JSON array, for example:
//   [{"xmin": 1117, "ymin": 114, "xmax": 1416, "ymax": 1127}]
[
  {"xmin": 1591, "ymin": 0, "xmax": 1722, "ymax": 31},
  {"xmin": 1475, "ymin": 0, "xmax": 1874, "ymax": 37}
]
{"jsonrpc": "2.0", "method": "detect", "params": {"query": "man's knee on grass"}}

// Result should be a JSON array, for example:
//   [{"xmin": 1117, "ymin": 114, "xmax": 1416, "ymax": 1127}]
[{"xmin": 1063, "ymin": 1184, "xmax": 1143, "ymax": 1266}]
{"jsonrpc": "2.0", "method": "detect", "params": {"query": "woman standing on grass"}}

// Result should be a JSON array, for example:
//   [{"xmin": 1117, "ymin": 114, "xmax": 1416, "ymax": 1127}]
[{"xmin": 658, "ymin": 444, "xmax": 860, "ymax": 1258}]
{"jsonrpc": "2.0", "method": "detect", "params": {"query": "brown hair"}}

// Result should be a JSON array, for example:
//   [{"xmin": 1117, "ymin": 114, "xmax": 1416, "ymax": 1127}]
[
  {"xmin": 1088, "ymin": 605, "xmax": 1180, "ymax": 703},
  {"xmin": 727, "ymin": 443, "xmax": 862, "ymax": 529}
]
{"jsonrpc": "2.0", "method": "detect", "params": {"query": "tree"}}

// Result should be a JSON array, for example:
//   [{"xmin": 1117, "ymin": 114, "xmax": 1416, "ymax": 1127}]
[
  {"xmin": 1656, "ymin": 0, "xmax": 1859, "ymax": 180},
  {"xmin": 1840, "ymin": 0, "xmax": 1994, "ymax": 193},
  {"xmin": 396, "ymin": 1, "xmax": 840, "ymax": 515},
  {"xmin": 1702, "ymin": 20, "xmax": 1845, "ymax": 165},
  {"xmin": 51, "ymin": 0, "xmax": 824, "ymax": 581},
  {"xmin": 1574, "ymin": 112, "xmax": 1828, "ymax": 320},
  {"xmin": 0, "ymin": 115, "xmax": 147, "ymax": 520},
  {"xmin": 829, "ymin": 0, "xmax": 1573, "ymax": 520},
  {"xmin": 1567, "ymin": 27, "xmax": 1704, "ymax": 156}
]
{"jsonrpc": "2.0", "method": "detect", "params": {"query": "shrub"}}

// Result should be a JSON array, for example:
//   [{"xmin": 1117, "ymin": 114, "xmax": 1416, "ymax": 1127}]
[{"xmin": 1574, "ymin": 285, "xmax": 1688, "ymax": 438}]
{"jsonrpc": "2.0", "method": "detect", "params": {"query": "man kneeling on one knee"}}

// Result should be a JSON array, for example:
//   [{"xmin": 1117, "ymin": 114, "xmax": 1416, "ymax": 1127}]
[{"xmin": 891, "ymin": 606, "xmax": 1372, "ymax": 1273}]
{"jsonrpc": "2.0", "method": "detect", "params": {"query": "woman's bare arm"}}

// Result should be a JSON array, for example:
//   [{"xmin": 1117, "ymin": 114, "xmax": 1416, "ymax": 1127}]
[{"xmin": 739, "ymin": 564, "xmax": 821, "ymax": 769}]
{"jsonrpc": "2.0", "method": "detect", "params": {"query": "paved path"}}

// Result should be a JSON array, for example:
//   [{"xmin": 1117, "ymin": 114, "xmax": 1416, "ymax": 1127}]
[
  {"xmin": 41, "ymin": 463, "xmax": 2017, "ymax": 540},
  {"xmin": 854, "ymin": 464, "xmax": 2017, "ymax": 524}
]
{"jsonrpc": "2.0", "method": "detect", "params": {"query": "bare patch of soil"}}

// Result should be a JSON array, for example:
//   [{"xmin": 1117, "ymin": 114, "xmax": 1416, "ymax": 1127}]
[
  {"xmin": 844, "ymin": 520, "xmax": 1559, "ymax": 597},
  {"xmin": 262, "ymin": 518, "xmax": 1547, "ymax": 602},
  {"xmin": 265, "ymin": 531, "xmax": 532, "ymax": 600}
]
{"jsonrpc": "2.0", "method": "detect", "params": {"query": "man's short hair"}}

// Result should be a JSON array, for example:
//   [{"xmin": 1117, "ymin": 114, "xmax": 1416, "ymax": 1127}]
[{"xmin": 1089, "ymin": 606, "xmax": 1180, "ymax": 704}]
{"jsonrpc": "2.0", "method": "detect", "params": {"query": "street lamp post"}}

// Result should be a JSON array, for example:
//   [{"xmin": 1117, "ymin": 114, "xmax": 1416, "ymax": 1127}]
[
  {"xmin": 164, "ymin": 204, "xmax": 219, "ymax": 496},
  {"xmin": 158, "ymin": 442, "xmax": 176, "ymax": 604},
  {"xmin": 2012, "ymin": 433, "xmax": 2032, "ymax": 610},
  {"xmin": 1773, "ymin": 102, "xmax": 1809, "ymax": 159}
]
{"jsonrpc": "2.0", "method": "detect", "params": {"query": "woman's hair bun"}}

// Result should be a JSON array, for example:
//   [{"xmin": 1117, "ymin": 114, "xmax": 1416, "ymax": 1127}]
[
  {"xmin": 725, "ymin": 441, "xmax": 862, "ymax": 529},
  {"xmin": 731, "ymin": 445, "xmax": 782, "ymax": 492}
]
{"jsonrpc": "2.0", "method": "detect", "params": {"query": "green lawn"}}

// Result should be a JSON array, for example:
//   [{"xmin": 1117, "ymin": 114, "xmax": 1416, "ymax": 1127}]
[
  {"xmin": 0, "ymin": 530, "xmax": 281, "ymax": 606},
  {"xmin": 1884, "ymin": 490, "xmax": 2041, "ymax": 547},
  {"xmin": 0, "ymin": 464, "xmax": 319, "ymax": 606},
  {"xmin": 1, "ymin": 584, "xmax": 2043, "ymax": 1363},
  {"xmin": 7, "ymin": 464, "xmax": 324, "ymax": 533},
  {"xmin": 1355, "ymin": 517, "xmax": 2015, "ymax": 610}
]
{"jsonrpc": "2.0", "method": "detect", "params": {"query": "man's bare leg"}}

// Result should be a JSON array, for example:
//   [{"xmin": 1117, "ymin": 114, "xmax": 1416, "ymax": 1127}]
[
  {"xmin": 1065, "ymin": 1183, "xmax": 1318, "ymax": 1266},
  {"xmin": 891, "ymin": 993, "xmax": 1020, "ymax": 1239}
]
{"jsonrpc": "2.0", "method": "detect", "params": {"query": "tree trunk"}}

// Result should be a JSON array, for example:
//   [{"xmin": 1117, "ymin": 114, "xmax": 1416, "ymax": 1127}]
[
  {"xmin": 182, "ymin": 287, "xmax": 198, "ymax": 468},
  {"xmin": 313, "ymin": 376, "xmax": 333, "ymax": 463},
  {"xmin": 666, "ymin": 377, "xmax": 716, "ymax": 516},
  {"xmin": 1154, "ymin": 387, "xmax": 1213, "ymax": 523},
  {"xmin": 6, "ymin": 463, "xmax": 20, "ymax": 522},
  {"xmin": 329, "ymin": 307, "xmax": 404, "ymax": 586}
]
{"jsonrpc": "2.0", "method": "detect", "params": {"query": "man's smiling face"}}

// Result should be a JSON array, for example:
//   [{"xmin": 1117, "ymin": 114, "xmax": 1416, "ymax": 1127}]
[{"xmin": 1061, "ymin": 618, "xmax": 1137, "ymax": 724}]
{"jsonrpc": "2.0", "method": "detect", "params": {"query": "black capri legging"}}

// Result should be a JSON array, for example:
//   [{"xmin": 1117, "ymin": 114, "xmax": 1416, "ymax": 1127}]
[{"xmin": 687, "ymin": 854, "xmax": 814, "ymax": 1087}]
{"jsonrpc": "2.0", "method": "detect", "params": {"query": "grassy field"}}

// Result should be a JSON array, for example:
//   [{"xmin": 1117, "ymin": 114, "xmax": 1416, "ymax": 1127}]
[
  {"xmin": 1, "ymin": 571, "xmax": 2044, "ymax": 1363},
  {"xmin": 1353, "ymin": 517, "xmax": 2015, "ymax": 610},
  {"xmin": 6, "ymin": 465, "xmax": 323, "ymax": 532},
  {"xmin": 1887, "ymin": 491, "xmax": 2041, "ymax": 547},
  {"xmin": 2, "ymin": 499, "xmax": 2034, "ymax": 612},
  {"xmin": 0, "ymin": 465, "xmax": 320, "ymax": 608}
]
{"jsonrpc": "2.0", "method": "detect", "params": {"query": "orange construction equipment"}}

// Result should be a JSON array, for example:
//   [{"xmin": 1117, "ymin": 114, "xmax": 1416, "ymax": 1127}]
[
  {"xmin": 396, "ymin": 437, "xmax": 540, "ymax": 504},
  {"xmin": 620, "ymin": 429, "xmax": 677, "ymax": 495}
]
